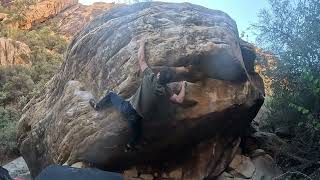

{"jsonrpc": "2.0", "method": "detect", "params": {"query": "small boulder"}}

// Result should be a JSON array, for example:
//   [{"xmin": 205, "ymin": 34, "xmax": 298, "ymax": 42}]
[
  {"xmin": 0, "ymin": 38, "xmax": 31, "ymax": 66},
  {"xmin": 250, "ymin": 149, "xmax": 266, "ymax": 159},
  {"xmin": 228, "ymin": 155, "xmax": 255, "ymax": 179},
  {"xmin": 251, "ymin": 154, "xmax": 282, "ymax": 180},
  {"xmin": 0, "ymin": 13, "xmax": 8, "ymax": 21},
  {"xmin": 216, "ymin": 172, "xmax": 235, "ymax": 180},
  {"xmin": 3, "ymin": 157, "xmax": 30, "ymax": 180}
]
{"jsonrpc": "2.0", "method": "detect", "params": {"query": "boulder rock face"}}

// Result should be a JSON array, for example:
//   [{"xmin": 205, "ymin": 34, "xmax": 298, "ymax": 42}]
[
  {"xmin": 19, "ymin": 0, "xmax": 78, "ymax": 29},
  {"xmin": 17, "ymin": 2, "xmax": 265, "ymax": 178},
  {"xmin": 0, "ymin": 38, "xmax": 31, "ymax": 66},
  {"xmin": 48, "ymin": 2, "xmax": 120, "ymax": 40},
  {"xmin": 123, "ymin": 136, "xmax": 242, "ymax": 180}
]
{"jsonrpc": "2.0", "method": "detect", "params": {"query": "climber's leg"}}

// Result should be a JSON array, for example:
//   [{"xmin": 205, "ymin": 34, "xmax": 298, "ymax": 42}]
[
  {"xmin": 92, "ymin": 92, "xmax": 125, "ymax": 111},
  {"xmin": 120, "ymin": 102, "xmax": 143, "ymax": 151},
  {"xmin": 91, "ymin": 92, "xmax": 143, "ymax": 150},
  {"xmin": 127, "ymin": 113, "xmax": 142, "ymax": 147},
  {"xmin": 108, "ymin": 92, "xmax": 127, "ymax": 113}
]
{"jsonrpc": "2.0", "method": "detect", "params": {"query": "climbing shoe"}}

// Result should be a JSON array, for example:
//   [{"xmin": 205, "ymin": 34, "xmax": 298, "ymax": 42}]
[
  {"xmin": 124, "ymin": 143, "xmax": 141, "ymax": 152},
  {"xmin": 89, "ymin": 99, "xmax": 97, "ymax": 110}
]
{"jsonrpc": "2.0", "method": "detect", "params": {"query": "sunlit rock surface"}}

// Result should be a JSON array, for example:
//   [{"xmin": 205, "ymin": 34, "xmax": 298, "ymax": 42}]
[
  {"xmin": 19, "ymin": 0, "xmax": 78, "ymax": 29},
  {"xmin": 17, "ymin": 2, "xmax": 265, "ymax": 178},
  {"xmin": 0, "ymin": 38, "xmax": 31, "ymax": 66}
]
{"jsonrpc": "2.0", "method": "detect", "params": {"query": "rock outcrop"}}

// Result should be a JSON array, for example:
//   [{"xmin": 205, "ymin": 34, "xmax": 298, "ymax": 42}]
[
  {"xmin": 0, "ymin": 13, "xmax": 8, "ymax": 22},
  {"xmin": 0, "ymin": 38, "xmax": 31, "ymax": 66},
  {"xmin": 19, "ymin": 0, "xmax": 78, "ymax": 29},
  {"xmin": 255, "ymin": 49, "xmax": 277, "ymax": 96},
  {"xmin": 3, "ymin": 0, "xmax": 118, "ymax": 40},
  {"xmin": 217, "ymin": 150, "xmax": 282, "ymax": 180},
  {"xmin": 3, "ymin": 157, "xmax": 31, "ymax": 180},
  {"xmin": 17, "ymin": 2, "xmax": 265, "ymax": 179},
  {"xmin": 0, "ymin": 0, "xmax": 12, "ymax": 7},
  {"xmin": 48, "ymin": 2, "xmax": 120, "ymax": 40}
]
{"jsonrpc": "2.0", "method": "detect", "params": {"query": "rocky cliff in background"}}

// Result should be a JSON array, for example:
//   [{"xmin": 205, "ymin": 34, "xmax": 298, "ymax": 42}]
[
  {"xmin": 0, "ymin": 38, "xmax": 31, "ymax": 66},
  {"xmin": 47, "ymin": 2, "xmax": 120, "ymax": 40},
  {"xmin": 0, "ymin": 0, "xmax": 118, "ymax": 67},
  {"xmin": 16, "ymin": 2, "xmax": 272, "ymax": 179},
  {"xmin": 255, "ymin": 49, "xmax": 277, "ymax": 96},
  {"xmin": 17, "ymin": 0, "xmax": 119, "ymax": 39},
  {"xmin": 19, "ymin": 0, "xmax": 78, "ymax": 29},
  {"xmin": 1, "ymin": 0, "xmax": 118, "ymax": 40}
]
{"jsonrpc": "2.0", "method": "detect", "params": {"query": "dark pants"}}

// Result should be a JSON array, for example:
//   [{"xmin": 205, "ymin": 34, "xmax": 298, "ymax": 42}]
[
  {"xmin": 0, "ymin": 166, "xmax": 12, "ymax": 180},
  {"xmin": 96, "ymin": 92, "xmax": 142, "ymax": 146}
]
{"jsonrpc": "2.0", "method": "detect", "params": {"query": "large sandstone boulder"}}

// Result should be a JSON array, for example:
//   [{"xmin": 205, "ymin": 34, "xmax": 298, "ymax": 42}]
[
  {"xmin": 0, "ymin": 38, "xmax": 31, "ymax": 66},
  {"xmin": 123, "ymin": 136, "xmax": 241, "ymax": 180},
  {"xmin": 17, "ymin": 2, "xmax": 265, "ymax": 178}
]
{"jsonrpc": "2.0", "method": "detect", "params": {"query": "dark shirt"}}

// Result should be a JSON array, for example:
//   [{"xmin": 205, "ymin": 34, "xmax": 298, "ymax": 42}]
[{"xmin": 130, "ymin": 67, "xmax": 172, "ymax": 119}]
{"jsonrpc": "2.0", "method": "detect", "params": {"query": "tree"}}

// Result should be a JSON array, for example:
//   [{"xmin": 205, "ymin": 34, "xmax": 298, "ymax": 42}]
[
  {"xmin": 0, "ymin": 66, "xmax": 32, "ymax": 155},
  {"xmin": 0, "ymin": 2, "xmax": 68, "ymax": 162},
  {"xmin": 0, "ymin": 66, "xmax": 34, "ymax": 107},
  {"xmin": 253, "ymin": 0, "xmax": 320, "ymax": 176}
]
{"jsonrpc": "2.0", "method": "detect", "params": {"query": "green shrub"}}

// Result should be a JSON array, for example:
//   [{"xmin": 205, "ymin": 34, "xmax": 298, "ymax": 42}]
[
  {"xmin": 0, "ymin": 107, "xmax": 18, "ymax": 149},
  {"xmin": 0, "ymin": 27, "xmax": 67, "ymax": 54},
  {"xmin": 0, "ymin": 25, "xmax": 67, "ymax": 101},
  {"xmin": 25, "ymin": 27, "xmax": 67, "ymax": 53},
  {"xmin": 0, "ymin": 5, "xmax": 10, "ymax": 14},
  {"xmin": 0, "ymin": 66, "xmax": 34, "ymax": 106},
  {"xmin": 253, "ymin": 0, "xmax": 320, "ymax": 175},
  {"xmin": 0, "ymin": 28, "xmax": 26, "ymax": 40},
  {"xmin": 0, "ymin": 3, "xmax": 68, "ymax": 158}
]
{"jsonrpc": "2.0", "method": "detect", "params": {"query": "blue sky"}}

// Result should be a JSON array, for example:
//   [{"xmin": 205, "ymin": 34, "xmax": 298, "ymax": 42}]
[{"xmin": 79, "ymin": 0, "xmax": 270, "ymax": 42}]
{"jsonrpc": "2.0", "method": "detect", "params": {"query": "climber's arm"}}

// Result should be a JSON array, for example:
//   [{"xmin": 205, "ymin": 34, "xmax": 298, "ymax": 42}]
[
  {"xmin": 170, "ymin": 81, "xmax": 186, "ymax": 104},
  {"xmin": 138, "ymin": 39, "xmax": 148, "ymax": 73}
]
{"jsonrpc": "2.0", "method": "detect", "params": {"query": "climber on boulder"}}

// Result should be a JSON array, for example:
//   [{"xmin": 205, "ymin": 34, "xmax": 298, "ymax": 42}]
[{"xmin": 89, "ymin": 39, "xmax": 187, "ymax": 151}]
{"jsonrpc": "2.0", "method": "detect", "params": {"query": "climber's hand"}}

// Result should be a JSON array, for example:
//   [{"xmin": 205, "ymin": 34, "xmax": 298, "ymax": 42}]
[
  {"xmin": 138, "ymin": 38, "xmax": 148, "ymax": 72},
  {"xmin": 180, "ymin": 81, "xmax": 187, "ymax": 88},
  {"xmin": 139, "ymin": 38, "xmax": 145, "ymax": 47}
]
